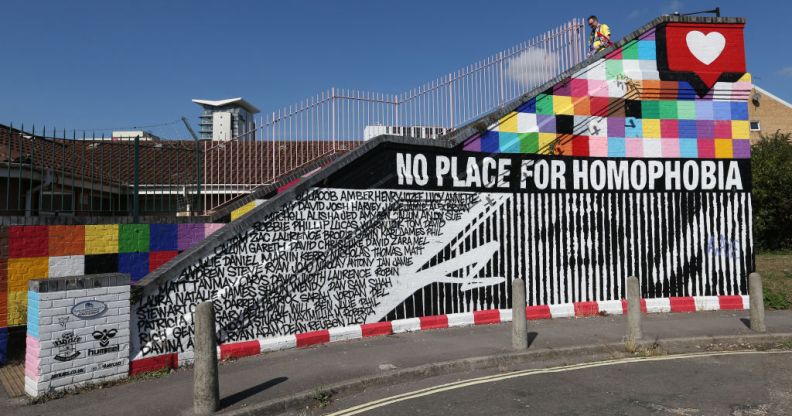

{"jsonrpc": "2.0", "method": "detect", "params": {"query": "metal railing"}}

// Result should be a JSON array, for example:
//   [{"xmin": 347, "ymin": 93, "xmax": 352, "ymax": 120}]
[
  {"xmin": 0, "ymin": 125, "xmax": 200, "ymax": 218},
  {"xmin": 201, "ymin": 18, "xmax": 586, "ymax": 212},
  {"xmin": 2, "ymin": 18, "xmax": 586, "ymax": 217}
]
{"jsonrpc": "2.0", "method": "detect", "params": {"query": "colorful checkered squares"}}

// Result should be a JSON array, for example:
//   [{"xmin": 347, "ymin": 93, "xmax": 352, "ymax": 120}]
[
  {"xmin": 461, "ymin": 23, "xmax": 751, "ymax": 160},
  {"xmin": 1, "ymin": 222, "xmax": 224, "ymax": 329}
]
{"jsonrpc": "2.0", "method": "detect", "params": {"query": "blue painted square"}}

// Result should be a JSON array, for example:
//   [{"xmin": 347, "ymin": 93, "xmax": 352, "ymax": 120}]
[
  {"xmin": 150, "ymin": 224, "xmax": 178, "ymax": 251},
  {"xmin": 0, "ymin": 327, "xmax": 7, "ymax": 364},
  {"xmin": 712, "ymin": 102, "xmax": 732, "ymax": 120},
  {"xmin": 695, "ymin": 101, "xmax": 714, "ymax": 120},
  {"xmin": 678, "ymin": 120, "xmax": 697, "ymax": 139},
  {"xmin": 498, "ymin": 132, "xmax": 520, "ymax": 153},
  {"xmin": 637, "ymin": 40, "xmax": 656, "ymax": 60},
  {"xmin": 607, "ymin": 138, "xmax": 626, "ymax": 157},
  {"xmin": 119, "ymin": 252, "xmax": 150, "ymax": 281},
  {"xmin": 679, "ymin": 139, "xmax": 698, "ymax": 158},
  {"xmin": 677, "ymin": 82, "xmax": 697, "ymax": 100},
  {"xmin": 517, "ymin": 98, "xmax": 536, "ymax": 114},
  {"xmin": 625, "ymin": 117, "xmax": 642, "ymax": 138},
  {"xmin": 730, "ymin": 102, "xmax": 748, "ymax": 120},
  {"xmin": 480, "ymin": 130, "xmax": 500, "ymax": 153}
]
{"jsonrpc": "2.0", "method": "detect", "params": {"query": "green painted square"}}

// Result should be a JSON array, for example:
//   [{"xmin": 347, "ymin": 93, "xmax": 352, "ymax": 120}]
[
  {"xmin": 535, "ymin": 94, "xmax": 553, "ymax": 115},
  {"xmin": 676, "ymin": 101, "xmax": 696, "ymax": 119},
  {"xmin": 658, "ymin": 100, "xmax": 678, "ymax": 119},
  {"xmin": 605, "ymin": 60, "xmax": 623, "ymax": 79},
  {"xmin": 641, "ymin": 100, "xmax": 660, "ymax": 119},
  {"xmin": 119, "ymin": 224, "xmax": 150, "ymax": 253},
  {"xmin": 519, "ymin": 132, "xmax": 539, "ymax": 153},
  {"xmin": 621, "ymin": 40, "xmax": 639, "ymax": 60}
]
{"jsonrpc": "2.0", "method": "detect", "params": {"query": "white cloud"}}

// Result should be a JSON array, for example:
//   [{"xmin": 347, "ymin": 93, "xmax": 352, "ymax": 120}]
[
  {"xmin": 777, "ymin": 67, "xmax": 792, "ymax": 78},
  {"xmin": 506, "ymin": 48, "xmax": 560, "ymax": 88}
]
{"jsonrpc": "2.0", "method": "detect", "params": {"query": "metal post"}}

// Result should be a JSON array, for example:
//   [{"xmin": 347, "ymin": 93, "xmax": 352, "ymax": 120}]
[
  {"xmin": 132, "ymin": 135, "xmax": 140, "ymax": 223},
  {"xmin": 512, "ymin": 278, "xmax": 527, "ymax": 350},
  {"xmin": 626, "ymin": 276, "xmax": 642, "ymax": 341},
  {"xmin": 749, "ymin": 273, "xmax": 766, "ymax": 332},
  {"xmin": 194, "ymin": 301, "xmax": 219, "ymax": 415}
]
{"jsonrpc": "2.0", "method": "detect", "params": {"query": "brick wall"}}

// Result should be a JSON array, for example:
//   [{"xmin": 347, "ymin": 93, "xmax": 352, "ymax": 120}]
[
  {"xmin": 25, "ymin": 274, "xmax": 130, "ymax": 397},
  {"xmin": 748, "ymin": 88, "xmax": 792, "ymax": 142}
]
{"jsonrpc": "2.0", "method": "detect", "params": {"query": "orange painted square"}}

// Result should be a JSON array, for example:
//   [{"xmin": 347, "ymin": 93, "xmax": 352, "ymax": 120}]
[
  {"xmin": 642, "ymin": 80, "xmax": 661, "ymax": 99},
  {"xmin": 555, "ymin": 135, "xmax": 574, "ymax": 156},
  {"xmin": 48, "ymin": 225, "xmax": 85, "ymax": 256},
  {"xmin": 572, "ymin": 96, "xmax": 590, "ymax": 115}
]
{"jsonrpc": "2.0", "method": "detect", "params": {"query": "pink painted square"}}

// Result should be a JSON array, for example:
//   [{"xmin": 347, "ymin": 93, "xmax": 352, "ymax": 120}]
[
  {"xmin": 569, "ymin": 79, "xmax": 589, "ymax": 97},
  {"xmin": 204, "ymin": 223, "xmax": 224, "ymax": 238},
  {"xmin": 625, "ymin": 138, "xmax": 643, "ymax": 157},
  {"xmin": 661, "ymin": 139, "xmax": 680, "ymax": 157},
  {"xmin": 588, "ymin": 137, "xmax": 608, "ymax": 156},
  {"xmin": 713, "ymin": 120, "xmax": 732, "ymax": 138},
  {"xmin": 587, "ymin": 80, "xmax": 609, "ymax": 97},
  {"xmin": 697, "ymin": 139, "xmax": 716, "ymax": 158},
  {"xmin": 660, "ymin": 119, "xmax": 678, "ymax": 139}
]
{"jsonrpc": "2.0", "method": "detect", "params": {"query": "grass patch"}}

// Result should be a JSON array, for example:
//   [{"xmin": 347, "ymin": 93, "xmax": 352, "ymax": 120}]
[{"xmin": 756, "ymin": 252, "xmax": 792, "ymax": 310}]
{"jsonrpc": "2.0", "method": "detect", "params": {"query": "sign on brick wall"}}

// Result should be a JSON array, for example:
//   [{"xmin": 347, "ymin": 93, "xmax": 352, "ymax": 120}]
[{"xmin": 25, "ymin": 274, "xmax": 130, "ymax": 398}]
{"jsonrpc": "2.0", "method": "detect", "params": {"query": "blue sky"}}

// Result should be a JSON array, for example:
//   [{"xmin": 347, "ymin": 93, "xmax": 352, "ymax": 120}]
[{"xmin": 1, "ymin": 0, "xmax": 789, "ymax": 137}]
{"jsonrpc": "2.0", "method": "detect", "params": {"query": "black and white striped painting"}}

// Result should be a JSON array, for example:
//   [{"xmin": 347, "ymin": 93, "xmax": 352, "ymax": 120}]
[{"xmin": 385, "ymin": 190, "xmax": 753, "ymax": 320}]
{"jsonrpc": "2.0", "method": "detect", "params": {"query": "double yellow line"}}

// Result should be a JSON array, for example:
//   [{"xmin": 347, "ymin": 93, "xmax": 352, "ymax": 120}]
[{"xmin": 326, "ymin": 350, "xmax": 791, "ymax": 415}]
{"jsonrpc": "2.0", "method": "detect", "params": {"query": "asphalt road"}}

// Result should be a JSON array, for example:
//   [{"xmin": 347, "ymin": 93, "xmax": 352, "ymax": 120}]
[{"xmin": 319, "ymin": 351, "xmax": 792, "ymax": 416}]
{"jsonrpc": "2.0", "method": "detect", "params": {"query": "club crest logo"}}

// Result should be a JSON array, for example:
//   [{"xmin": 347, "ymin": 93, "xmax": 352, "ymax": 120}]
[
  {"xmin": 71, "ymin": 300, "xmax": 107, "ymax": 320},
  {"xmin": 53, "ymin": 331, "xmax": 81, "ymax": 362}
]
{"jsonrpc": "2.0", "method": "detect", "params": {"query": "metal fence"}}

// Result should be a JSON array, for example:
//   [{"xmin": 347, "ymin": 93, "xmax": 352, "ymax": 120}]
[
  {"xmin": 0, "ymin": 124, "xmax": 200, "ymax": 218},
  {"xmin": 202, "ymin": 18, "xmax": 586, "ymax": 212},
  {"xmin": 3, "ymin": 18, "xmax": 586, "ymax": 217}
]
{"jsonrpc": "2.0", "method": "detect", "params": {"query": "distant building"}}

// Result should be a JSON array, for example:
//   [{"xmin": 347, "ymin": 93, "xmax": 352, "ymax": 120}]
[
  {"xmin": 110, "ymin": 131, "xmax": 161, "ymax": 141},
  {"xmin": 748, "ymin": 86, "xmax": 792, "ymax": 142},
  {"xmin": 192, "ymin": 98, "xmax": 260, "ymax": 141},
  {"xmin": 363, "ymin": 125, "xmax": 450, "ymax": 141}
]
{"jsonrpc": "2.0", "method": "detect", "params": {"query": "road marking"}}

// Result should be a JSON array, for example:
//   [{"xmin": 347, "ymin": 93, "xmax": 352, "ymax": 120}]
[{"xmin": 325, "ymin": 350, "xmax": 792, "ymax": 416}]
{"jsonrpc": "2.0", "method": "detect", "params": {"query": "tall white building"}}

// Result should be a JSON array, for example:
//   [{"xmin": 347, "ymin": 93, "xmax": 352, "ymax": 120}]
[{"xmin": 192, "ymin": 98, "xmax": 260, "ymax": 141}]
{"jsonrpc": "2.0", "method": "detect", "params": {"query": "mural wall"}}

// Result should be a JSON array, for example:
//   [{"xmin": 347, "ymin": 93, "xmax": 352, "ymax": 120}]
[
  {"xmin": 132, "ymin": 19, "xmax": 754, "ymax": 362},
  {"xmin": 1, "ymin": 223, "xmax": 223, "ymax": 329}
]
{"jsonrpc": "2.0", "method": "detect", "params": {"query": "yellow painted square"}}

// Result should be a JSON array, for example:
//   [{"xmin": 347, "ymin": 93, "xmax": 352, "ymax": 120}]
[
  {"xmin": 84, "ymin": 224, "xmax": 119, "ymax": 254},
  {"xmin": 642, "ymin": 119, "xmax": 661, "ymax": 139},
  {"xmin": 8, "ymin": 257, "xmax": 48, "ymax": 291},
  {"xmin": 731, "ymin": 120, "xmax": 750, "ymax": 139},
  {"xmin": 7, "ymin": 292, "xmax": 28, "ymax": 326},
  {"xmin": 498, "ymin": 112, "xmax": 519, "ymax": 133},
  {"xmin": 231, "ymin": 201, "xmax": 257, "ymax": 221},
  {"xmin": 552, "ymin": 96, "xmax": 574, "ymax": 115},
  {"xmin": 738, "ymin": 73, "xmax": 752, "ymax": 82},
  {"xmin": 714, "ymin": 139, "xmax": 733, "ymax": 158},
  {"xmin": 538, "ymin": 133, "xmax": 556, "ymax": 154}
]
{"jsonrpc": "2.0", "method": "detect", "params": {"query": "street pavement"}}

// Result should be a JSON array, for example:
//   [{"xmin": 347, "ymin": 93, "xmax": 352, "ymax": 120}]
[
  {"xmin": 319, "ymin": 350, "xmax": 792, "ymax": 416},
  {"xmin": 1, "ymin": 310, "xmax": 791, "ymax": 416}
]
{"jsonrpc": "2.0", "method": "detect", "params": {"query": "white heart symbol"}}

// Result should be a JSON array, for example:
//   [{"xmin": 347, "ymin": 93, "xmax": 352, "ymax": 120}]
[{"xmin": 685, "ymin": 31, "xmax": 726, "ymax": 65}]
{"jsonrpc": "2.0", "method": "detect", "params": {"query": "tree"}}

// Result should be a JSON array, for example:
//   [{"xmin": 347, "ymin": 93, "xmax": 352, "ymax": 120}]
[{"xmin": 751, "ymin": 131, "xmax": 792, "ymax": 251}]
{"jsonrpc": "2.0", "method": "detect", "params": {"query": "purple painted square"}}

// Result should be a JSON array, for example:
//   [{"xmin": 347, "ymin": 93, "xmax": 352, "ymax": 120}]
[
  {"xmin": 553, "ymin": 82, "xmax": 571, "ymax": 96},
  {"xmin": 696, "ymin": 120, "xmax": 714, "ymax": 139},
  {"xmin": 642, "ymin": 28, "xmax": 656, "ymax": 40},
  {"xmin": 537, "ymin": 115, "xmax": 556, "ymax": 133},
  {"xmin": 178, "ymin": 223, "xmax": 205, "ymax": 251},
  {"xmin": 732, "ymin": 139, "xmax": 751, "ymax": 158},
  {"xmin": 463, "ymin": 136, "xmax": 481, "ymax": 152},
  {"xmin": 608, "ymin": 118, "xmax": 625, "ymax": 137}
]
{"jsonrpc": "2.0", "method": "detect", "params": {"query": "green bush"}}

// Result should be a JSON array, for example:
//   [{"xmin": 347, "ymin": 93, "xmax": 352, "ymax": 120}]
[{"xmin": 751, "ymin": 131, "xmax": 792, "ymax": 251}]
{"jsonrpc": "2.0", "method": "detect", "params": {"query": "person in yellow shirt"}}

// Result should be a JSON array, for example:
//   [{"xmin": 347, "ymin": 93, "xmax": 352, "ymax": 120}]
[{"xmin": 588, "ymin": 15, "xmax": 613, "ymax": 54}]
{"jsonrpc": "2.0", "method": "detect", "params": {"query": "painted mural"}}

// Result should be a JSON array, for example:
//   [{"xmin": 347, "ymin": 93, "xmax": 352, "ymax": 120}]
[
  {"xmin": 0, "ymin": 223, "xmax": 223, "ymax": 328},
  {"xmin": 132, "ymin": 19, "xmax": 754, "ymax": 362}
]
